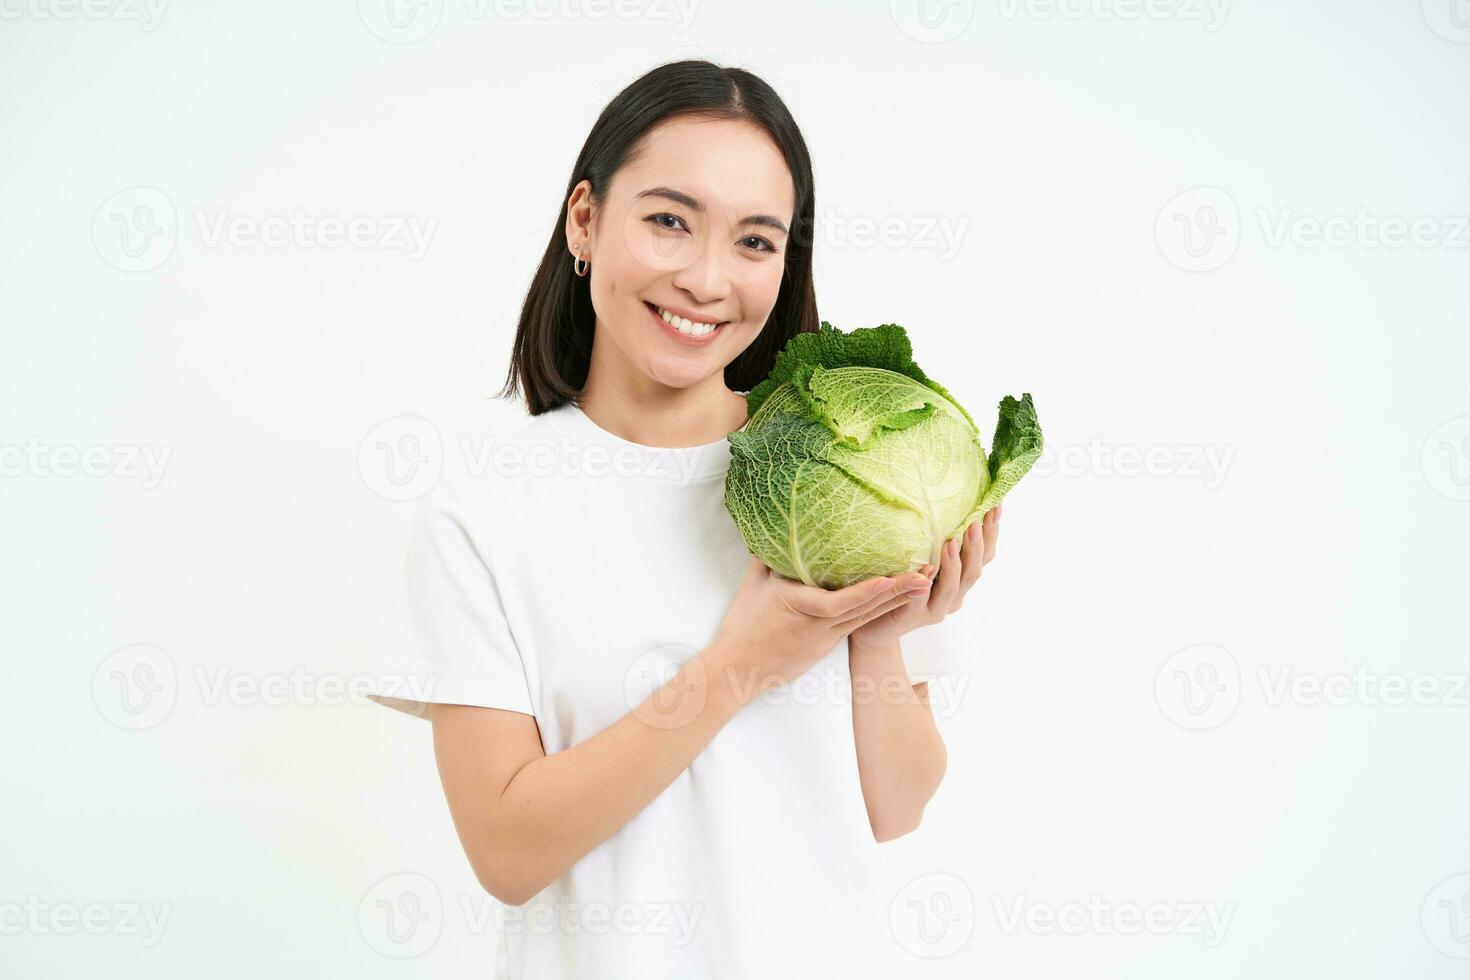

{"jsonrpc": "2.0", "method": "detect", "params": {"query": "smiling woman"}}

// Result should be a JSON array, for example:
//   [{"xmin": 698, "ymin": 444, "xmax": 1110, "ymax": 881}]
[{"xmin": 370, "ymin": 59, "xmax": 976, "ymax": 980}]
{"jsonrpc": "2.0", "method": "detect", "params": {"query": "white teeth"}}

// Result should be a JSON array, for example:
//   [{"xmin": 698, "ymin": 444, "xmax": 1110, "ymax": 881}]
[{"xmin": 656, "ymin": 305, "xmax": 719, "ymax": 337}]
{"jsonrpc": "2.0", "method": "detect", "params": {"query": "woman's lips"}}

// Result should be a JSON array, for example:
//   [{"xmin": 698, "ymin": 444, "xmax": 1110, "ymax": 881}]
[{"xmin": 645, "ymin": 301, "xmax": 727, "ymax": 347}]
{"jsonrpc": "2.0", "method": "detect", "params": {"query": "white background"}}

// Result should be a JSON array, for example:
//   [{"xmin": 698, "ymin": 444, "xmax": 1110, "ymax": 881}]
[{"xmin": 3, "ymin": 0, "xmax": 1469, "ymax": 976}]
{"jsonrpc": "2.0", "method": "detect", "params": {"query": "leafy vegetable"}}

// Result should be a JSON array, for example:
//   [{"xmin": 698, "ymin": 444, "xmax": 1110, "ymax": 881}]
[{"xmin": 724, "ymin": 321, "xmax": 1042, "ymax": 590}]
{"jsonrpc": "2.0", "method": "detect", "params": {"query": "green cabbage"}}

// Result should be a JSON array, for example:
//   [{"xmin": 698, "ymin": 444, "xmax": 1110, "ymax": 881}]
[{"xmin": 724, "ymin": 321, "xmax": 1042, "ymax": 590}]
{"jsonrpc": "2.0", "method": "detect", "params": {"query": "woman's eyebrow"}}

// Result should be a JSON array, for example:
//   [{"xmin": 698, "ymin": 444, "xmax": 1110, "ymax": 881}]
[{"xmin": 634, "ymin": 186, "xmax": 789, "ymax": 235}]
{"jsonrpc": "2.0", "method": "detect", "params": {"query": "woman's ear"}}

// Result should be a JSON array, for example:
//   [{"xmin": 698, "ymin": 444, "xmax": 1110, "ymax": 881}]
[{"xmin": 564, "ymin": 179, "xmax": 594, "ymax": 256}]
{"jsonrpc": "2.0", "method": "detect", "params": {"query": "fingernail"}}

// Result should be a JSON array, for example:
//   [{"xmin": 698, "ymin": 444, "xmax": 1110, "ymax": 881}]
[{"xmin": 872, "ymin": 578, "xmax": 893, "ymax": 595}]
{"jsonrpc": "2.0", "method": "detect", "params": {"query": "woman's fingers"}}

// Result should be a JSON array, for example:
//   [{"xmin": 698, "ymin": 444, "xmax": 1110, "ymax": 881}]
[
  {"xmin": 928, "ymin": 535, "xmax": 963, "ymax": 611},
  {"xmin": 786, "ymin": 571, "xmax": 904, "ymax": 619},
  {"xmin": 835, "ymin": 573, "xmax": 929, "ymax": 622},
  {"xmin": 836, "ymin": 590, "xmax": 922, "ymax": 633},
  {"xmin": 982, "ymin": 505, "xmax": 1001, "ymax": 565},
  {"xmin": 958, "ymin": 520, "xmax": 985, "ymax": 591}
]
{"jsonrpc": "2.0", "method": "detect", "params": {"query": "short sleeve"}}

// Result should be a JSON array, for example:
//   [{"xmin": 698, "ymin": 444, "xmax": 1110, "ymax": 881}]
[
  {"xmin": 899, "ymin": 601, "xmax": 979, "ymax": 685},
  {"xmin": 367, "ymin": 477, "xmax": 535, "ymax": 721}
]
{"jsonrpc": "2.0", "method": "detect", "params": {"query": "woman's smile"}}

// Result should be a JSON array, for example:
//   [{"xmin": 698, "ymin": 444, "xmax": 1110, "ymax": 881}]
[{"xmin": 644, "ymin": 300, "xmax": 730, "ymax": 346}]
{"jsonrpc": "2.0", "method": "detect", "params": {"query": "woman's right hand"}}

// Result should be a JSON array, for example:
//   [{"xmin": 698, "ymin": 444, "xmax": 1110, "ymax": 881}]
[{"xmin": 709, "ymin": 555, "xmax": 935, "ymax": 691}]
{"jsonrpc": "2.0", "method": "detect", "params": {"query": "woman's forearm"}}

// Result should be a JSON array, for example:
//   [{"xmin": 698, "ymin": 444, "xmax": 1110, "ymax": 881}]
[
  {"xmin": 847, "ymin": 634, "xmax": 948, "ymax": 841},
  {"xmin": 474, "ymin": 638, "xmax": 751, "ymax": 905}
]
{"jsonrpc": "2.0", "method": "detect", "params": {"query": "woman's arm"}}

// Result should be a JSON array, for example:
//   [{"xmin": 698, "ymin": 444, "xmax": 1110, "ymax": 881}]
[
  {"xmin": 847, "ymin": 635, "xmax": 948, "ymax": 842},
  {"xmin": 845, "ymin": 507, "xmax": 1002, "ymax": 840},
  {"xmin": 430, "ymin": 636, "xmax": 753, "ymax": 906}
]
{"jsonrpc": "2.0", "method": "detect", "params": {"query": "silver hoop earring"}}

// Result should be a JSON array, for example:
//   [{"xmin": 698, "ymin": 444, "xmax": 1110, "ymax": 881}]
[{"xmin": 572, "ymin": 243, "xmax": 589, "ymax": 277}]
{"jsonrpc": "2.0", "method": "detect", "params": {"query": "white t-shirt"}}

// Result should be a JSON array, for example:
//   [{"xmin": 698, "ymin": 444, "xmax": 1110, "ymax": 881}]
[{"xmin": 369, "ymin": 396, "xmax": 978, "ymax": 980}]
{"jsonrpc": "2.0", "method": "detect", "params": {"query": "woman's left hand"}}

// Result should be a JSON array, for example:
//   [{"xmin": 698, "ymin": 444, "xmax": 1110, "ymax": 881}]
[{"xmin": 848, "ymin": 504, "xmax": 1002, "ymax": 649}]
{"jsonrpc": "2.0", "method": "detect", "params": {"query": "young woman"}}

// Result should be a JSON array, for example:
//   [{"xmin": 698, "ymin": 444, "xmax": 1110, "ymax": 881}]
[{"xmin": 370, "ymin": 59, "xmax": 1000, "ymax": 979}]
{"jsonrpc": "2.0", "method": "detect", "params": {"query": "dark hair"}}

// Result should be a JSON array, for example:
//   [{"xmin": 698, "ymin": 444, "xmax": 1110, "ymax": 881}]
[{"xmin": 496, "ymin": 59, "xmax": 819, "ymax": 415}]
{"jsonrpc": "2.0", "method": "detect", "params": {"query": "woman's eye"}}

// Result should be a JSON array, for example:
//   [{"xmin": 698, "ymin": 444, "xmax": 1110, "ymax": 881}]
[
  {"xmin": 646, "ymin": 213, "xmax": 688, "ymax": 233},
  {"xmin": 741, "ymin": 235, "xmax": 778, "ymax": 253}
]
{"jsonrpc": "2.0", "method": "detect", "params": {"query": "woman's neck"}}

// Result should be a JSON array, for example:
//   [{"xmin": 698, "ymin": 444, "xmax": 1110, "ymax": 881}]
[{"xmin": 576, "ymin": 384, "xmax": 748, "ymax": 449}]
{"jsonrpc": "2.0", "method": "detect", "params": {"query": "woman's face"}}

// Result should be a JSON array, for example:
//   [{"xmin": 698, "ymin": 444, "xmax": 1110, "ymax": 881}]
[{"xmin": 566, "ymin": 115, "xmax": 795, "ymax": 392}]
